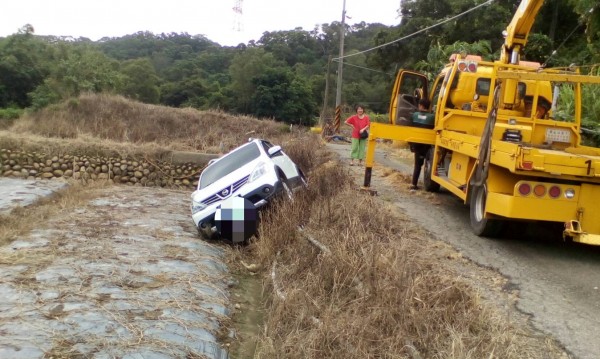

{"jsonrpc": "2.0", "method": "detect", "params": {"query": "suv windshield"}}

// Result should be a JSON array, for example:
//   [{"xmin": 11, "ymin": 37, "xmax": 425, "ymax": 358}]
[{"xmin": 199, "ymin": 142, "xmax": 261, "ymax": 188}]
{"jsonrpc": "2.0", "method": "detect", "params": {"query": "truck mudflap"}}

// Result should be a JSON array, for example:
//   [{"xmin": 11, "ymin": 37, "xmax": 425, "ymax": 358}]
[{"xmin": 564, "ymin": 220, "xmax": 600, "ymax": 246}]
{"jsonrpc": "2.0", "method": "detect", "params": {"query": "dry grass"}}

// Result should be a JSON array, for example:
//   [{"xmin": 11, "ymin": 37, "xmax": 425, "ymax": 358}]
[
  {"xmin": 11, "ymin": 93, "xmax": 295, "ymax": 153},
  {"xmin": 233, "ymin": 138, "xmax": 565, "ymax": 359},
  {"xmin": 0, "ymin": 130, "xmax": 174, "ymax": 161}
]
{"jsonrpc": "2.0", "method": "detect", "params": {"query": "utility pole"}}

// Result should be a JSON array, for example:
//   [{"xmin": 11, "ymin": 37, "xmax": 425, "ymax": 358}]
[
  {"xmin": 333, "ymin": 0, "xmax": 346, "ymax": 133},
  {"xmin": 320, "ymin": 55, "xmax": 332, "ymax": 129}
]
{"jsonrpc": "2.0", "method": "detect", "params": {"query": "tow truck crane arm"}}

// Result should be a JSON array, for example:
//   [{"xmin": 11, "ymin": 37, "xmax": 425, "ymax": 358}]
[{"xmin": 500, "ymin": 0, "xmax": 545, "ymax": 65}]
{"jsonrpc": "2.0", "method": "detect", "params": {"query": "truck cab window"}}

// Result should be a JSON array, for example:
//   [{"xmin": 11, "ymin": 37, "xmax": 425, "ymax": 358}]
[{"xmin": 476, "ymin": 78, "xmax": 491, "ymax": 96}]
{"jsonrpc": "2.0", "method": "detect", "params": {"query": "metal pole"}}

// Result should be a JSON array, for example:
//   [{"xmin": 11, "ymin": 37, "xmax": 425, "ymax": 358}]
[
  {"xmin": 333, "ymin": 0, "xmax": 346, "ymax": 133},
  {"xmin": 320, "ymin": 55, "xmax": 332, "ymax": 129}
]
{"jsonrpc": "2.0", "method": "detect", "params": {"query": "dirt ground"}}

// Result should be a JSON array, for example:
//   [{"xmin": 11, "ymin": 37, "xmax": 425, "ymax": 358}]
[{"xmin": 328, "ymin": 141, "xmax": 600, "ymax": 359}]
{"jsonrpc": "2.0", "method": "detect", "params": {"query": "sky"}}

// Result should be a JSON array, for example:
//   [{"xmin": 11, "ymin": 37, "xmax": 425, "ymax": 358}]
[{"xmin": 0, "ymin": 0, "xmax": 401, "ymax": 46}]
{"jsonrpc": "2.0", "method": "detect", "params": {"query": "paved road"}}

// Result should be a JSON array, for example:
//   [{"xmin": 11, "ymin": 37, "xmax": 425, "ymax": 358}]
[{"xmin": 328, "ymin": 142, "xmax": 600, "ymax": 359}]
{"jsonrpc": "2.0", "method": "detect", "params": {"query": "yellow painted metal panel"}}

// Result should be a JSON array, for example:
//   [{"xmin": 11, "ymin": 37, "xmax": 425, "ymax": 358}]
[
  {"xmin": 577, "ymin": 184, "xmax": 600, "ymax": 235},
  {"xmin": 432, "ymin": 175, "xmax": 467, "ymax": 201},
  {"xmin": 486, "ymin": 192, "xmax": 578, "ymax": 222},
  {"xmin": 521, "ymin": 148, "xmax": 600, "ymax": 177},
  {"xmin": 370, "ymin": 123, "xmax": 436, "ymax": 144},
  {"xmin": 438, "ymin": 131, "xmax": 480, "ymax": 157},
  {"xmin": 496, "ymin": 70, "xmax": 600, "ymax": 84},
  {"xmin": 448, "ymin": 152, "xmax": 470, "ymax": 186},
  {"xmin": 531, "ymin": 155, "xmax": 545, "ymax": 171},
  {"xmin": 490, "ymin": 148, "xmax": 519, "ymax": 170},
  {"xmin": 566, "ymin": 146, "xmax": 600, "ymax": 156},
  {"xmin": 493, "ymin": 123, "xmax": 533, "ymax": 143},
  {"xmin": 486, "ymin": 166, "xmax": 518, "ymax": 194}
]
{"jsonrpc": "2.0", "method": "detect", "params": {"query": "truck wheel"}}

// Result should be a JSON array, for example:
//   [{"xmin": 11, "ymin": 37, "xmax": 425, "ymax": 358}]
[
  {"xmin": 423, "ymin": 148, "xmax": 440, "ymax": 192},
  {"xmin": 470, "ymin": 184, "xmax": 502, "ymax": 237}
]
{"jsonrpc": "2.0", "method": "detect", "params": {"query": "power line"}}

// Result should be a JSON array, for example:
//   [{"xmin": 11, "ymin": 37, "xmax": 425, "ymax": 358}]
[
  {"xmin": 329, "ymin": 0, "xmax": 494, "ymax": 76},
  {"xmin": 334, "ymin": 0, "xmax": 495, "ymax": 61},
  {"xmin": 332, "ymin": 59, "xmax": 392, "ymax": 75}
]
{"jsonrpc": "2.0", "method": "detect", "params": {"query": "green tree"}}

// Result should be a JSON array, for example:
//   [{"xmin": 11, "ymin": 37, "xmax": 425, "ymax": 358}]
[
  {"xmin": 160, "ymin": 77, "xmax": 208, "ymax": 108},
  {"xmin": 251, "ymin": 67, "xmax": 316, "ymax": 125},
  {"xmin": 0, "ymin": 26, "xmax": 53, "ymax": 107},
  {"xmin": 228, "ymin": 48, "xmax": 283, "ymax": 113},
  {"xmin": 372, "ymin": 0, "xmax": 513, "ymax": 72},
  {"xmin": 258, "ymin": 28, "xmax": 321, "ymax": 66},
  {"xmin": 120, "ymin": 58, "xmax": 160, "ymax": 103},
  {"xmin": 522, "ymin": 33, "xmax": 553, "ymax": 63},
  {"xmin": 414, "ymin": 40, "xmax": 492, "ymax": 79},
  {"xmin": 29, "ymin": 44, "xmax": 123, "ymax": 109},
  {"xmin": 158, "ymin": 56, "xmax": 211, "ymax": 108},
  {"xmin": 567, "ymin": 0, "xmax": 600, "ymax": 64}
]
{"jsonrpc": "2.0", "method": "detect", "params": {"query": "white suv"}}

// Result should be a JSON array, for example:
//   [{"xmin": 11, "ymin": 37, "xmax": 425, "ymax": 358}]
[{"xmin": 191, "ymin": 138, "xmax": 306, "ymax": 240}]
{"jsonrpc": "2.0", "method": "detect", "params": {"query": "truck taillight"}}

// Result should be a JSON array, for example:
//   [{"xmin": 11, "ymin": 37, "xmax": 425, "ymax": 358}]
[
  {"xmin": 548, "ymin": 186, "xmax": 561, "ymax": 198},
  {"xmin": 521, "ymin": 161, "xmax": 533, "ymax": 170},
  {"xmin": 533, "ymin": 184, "xmax": 546, "ymax": 197},
  {"xmin": 518, "ymin": 183, "xmax": 531, "ymax": 195},
  {"xmin": 517, "ymin": 183, "xmax": 570, "ymax": 199},
  {"xmin": 457, "ymin": 60, "xmax": 478, "ymax": 72}
]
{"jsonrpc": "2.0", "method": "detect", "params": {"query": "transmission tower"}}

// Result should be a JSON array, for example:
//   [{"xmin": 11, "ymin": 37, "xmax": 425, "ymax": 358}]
[
  {"xmin": 233, "ymin": 0, "xmax": 244, "ymax": 31},
  {"xmin": 396, "ymin": 0, "xmax": 403, "ymax": 19}
]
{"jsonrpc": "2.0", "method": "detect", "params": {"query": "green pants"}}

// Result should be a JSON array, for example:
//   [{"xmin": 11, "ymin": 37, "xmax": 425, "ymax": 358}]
[{"xmin": 351, "ymin": 138, "xmax": 367, "ymax": 160}]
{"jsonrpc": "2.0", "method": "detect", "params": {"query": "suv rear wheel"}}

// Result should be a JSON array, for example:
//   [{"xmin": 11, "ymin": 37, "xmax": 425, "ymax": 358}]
[{"xmin": 281, "ymin": 178, "xmax": 293, "ymax": 200}]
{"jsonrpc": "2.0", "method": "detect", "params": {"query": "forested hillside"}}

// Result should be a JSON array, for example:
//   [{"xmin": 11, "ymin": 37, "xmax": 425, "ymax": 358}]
[{"xmin": 0, "ymin": 0, "xmax": 598, "ymax": 125}]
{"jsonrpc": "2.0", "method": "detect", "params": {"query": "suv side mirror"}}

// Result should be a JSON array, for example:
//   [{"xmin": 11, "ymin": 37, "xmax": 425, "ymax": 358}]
[{"xmin": 268, "ymin": 146, "xmax": 282, "ymax": 156}]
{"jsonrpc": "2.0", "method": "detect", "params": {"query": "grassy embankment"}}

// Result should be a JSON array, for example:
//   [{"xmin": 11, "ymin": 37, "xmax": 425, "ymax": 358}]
[{"xmin": 1, "ymin": 93, "xmax": 565, "ymax": 358}]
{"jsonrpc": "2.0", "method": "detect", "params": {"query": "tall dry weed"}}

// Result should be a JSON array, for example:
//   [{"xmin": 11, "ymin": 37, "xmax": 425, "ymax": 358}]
[
  {"xmin": 11, "ymin": 93, "xmax": 295, "ymax": 153},
  {"xmin": 245, "ymin": 138, "xmax": 563, "ymax": 359}
]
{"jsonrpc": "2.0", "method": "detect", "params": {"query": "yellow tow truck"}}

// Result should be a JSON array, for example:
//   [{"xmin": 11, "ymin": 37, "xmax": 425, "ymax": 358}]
[{"xmin": 364, "ymin": 0, "xmax": 600, "ymax": 245}]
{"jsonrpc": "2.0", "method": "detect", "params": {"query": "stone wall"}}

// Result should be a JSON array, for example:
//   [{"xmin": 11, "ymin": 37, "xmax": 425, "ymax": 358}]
[{"xmin": 0, "ymin": 148, "xmax": 212, "ymax": 189}]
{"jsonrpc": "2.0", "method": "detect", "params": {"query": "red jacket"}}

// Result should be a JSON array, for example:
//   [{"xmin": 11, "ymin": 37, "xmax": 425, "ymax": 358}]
[{"xmin": 346, "ymin": 115, "xmax": 370, "ymax": 139}]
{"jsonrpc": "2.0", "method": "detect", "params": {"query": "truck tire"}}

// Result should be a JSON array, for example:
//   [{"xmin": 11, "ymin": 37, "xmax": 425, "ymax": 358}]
[
  {"xmin": 424, "ymin": 148, "xmax": 440, "ymax": 192},
  {"xmin": 470, "ymin": 184, "xmax": 502, "ymax": 237}
]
